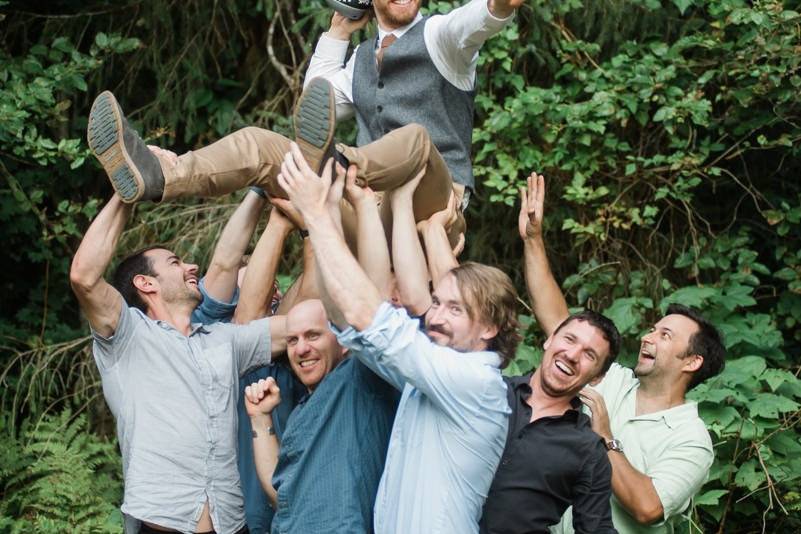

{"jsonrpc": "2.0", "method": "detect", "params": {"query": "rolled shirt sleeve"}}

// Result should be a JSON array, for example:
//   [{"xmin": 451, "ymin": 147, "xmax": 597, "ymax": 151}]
[
  {"xmin": 190, "ymin": 276, "xmax": 239, "ymax": 325},
  {"xmin": 650, "ymin": 431, "xmax": 714, "ymax": 520}
]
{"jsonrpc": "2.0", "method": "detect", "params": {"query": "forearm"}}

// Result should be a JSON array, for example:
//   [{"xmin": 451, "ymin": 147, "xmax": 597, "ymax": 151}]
[
  {"xmin": 608, "ymin": 453, "xmax": 664, "ymax": 524},
  {"xmin": 250, "ymin": 414, "xmax": 280, "ymax": 508},
  {"xmin": 392, "ymin": 198, "xmax": 431, "ymax": 315},
  {"xmin": 305, "ymin": 34, "xmax": 354, "ymax": 118},
  {"xmin": 295, "ymin": 237, "xmax": 320, "ymax": 302},
  {"xmin": 306, "ymin": 209, "xmax": 382, "ymax": 330},
  {"xmin": 354, "ymin": 199, "xmax": 392, "ymax": 298},
  {"xmin": 523, "ymin": 236, "xmax": 569, "ymax": 337},
  {"xmin": 421, "ymin": 223, "xmax": 458, "ymax": 288},
  {"xmin": 70, "ymin": 195, "xmax": 131, "ymax": 288},
  {"xmin": 234, "ymin": 219, "xmax": 292, "ymax": 324},
  {"xmin": 204, "ymin": 191, "xmax": 266, "ymax": 302}
]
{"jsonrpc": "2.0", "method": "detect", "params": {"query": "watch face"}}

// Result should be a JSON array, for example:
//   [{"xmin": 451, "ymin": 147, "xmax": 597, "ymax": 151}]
[{"xmin": 607, "ymin": 439, "xmax": 623, "ymax": 452}]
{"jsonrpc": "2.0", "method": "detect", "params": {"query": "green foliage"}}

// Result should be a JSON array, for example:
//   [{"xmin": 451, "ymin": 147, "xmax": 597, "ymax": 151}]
[
  {"xmin": 0, "ymin": 411, "xmax": 122, "ymax": 532},
  {"xmin": 1, "ymin": 0, "xmax": 801, "ymax": 531}
]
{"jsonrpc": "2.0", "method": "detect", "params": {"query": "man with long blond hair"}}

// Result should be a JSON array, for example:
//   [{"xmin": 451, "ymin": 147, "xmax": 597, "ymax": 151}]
[{"xmin": 277, "ymin": 143, "xmax": 519, "ymax": 533}]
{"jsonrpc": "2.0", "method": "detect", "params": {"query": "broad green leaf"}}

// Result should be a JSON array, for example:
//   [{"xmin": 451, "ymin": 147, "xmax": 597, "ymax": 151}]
[
  {"xmin": 749, "ymin": 393, "xmax": 800, "ymax": 419},
  {"xmin": 694, "ymin": 489, "xmax": 728, "ymax": 506}
]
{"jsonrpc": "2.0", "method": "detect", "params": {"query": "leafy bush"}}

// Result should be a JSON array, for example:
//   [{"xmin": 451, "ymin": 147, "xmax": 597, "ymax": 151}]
[
  {"xmin": 0, "ymin": 411, "xmax": 122, "ymax": 532},
  {"xmin": 1, "ymin": 0, "xmax": 800, "ymax": 531}
]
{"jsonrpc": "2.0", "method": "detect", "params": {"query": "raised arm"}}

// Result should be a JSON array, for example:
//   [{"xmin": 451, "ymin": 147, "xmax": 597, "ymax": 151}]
[
  {"xmin": 233, "ymin": 205, "xmax": 294, "ymax": 324},
  {"xmin": 244, "ymin": 377, "xmax": 283, "ymax": 508},
  {"xmin": 304, "ymin": 13, "xmax": 369, "ymax": 120},
  {"xmin": 519, "ymin": 173, "xmax": 569, "ymax": 337},
  {"xmin": 344, "ymin": 168, "xmax": 392, "ymax": 298},
  {"xmin": 418, "ymin": 193, "xmax": 460, "ymax": 288},
  {"xmin": 69, "ymin": 195, "xmax": 131, "ymax": 337},
  {"xmin": 424, "ymin": 0, "xmax": 518, "ymax": 83},
  {"xmin": 389, "ymin": 169, "xmax": 432, "ymax": 315},
  {"xmin": 204, "ymin": 189, "xmax": 266, "ymax": 303},
  {"xmin": 278, "ymin": 145, "xmax": 382, "ymax": 331}
]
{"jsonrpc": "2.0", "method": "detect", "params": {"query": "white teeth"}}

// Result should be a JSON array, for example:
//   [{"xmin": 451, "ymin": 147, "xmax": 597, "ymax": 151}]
[
  {"xmin": 555, "ymin": 361, "xmax": 574, "ymax": 376},
  {"xmin": 299, "ymin": 360, "xmax": 319, "ymax": 368}
]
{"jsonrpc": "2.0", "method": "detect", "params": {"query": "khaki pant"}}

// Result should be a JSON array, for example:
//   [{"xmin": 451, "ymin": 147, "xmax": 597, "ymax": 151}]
[{"xmin": 160, "ymin": 124, "xmax": 464, "ymax": 233}]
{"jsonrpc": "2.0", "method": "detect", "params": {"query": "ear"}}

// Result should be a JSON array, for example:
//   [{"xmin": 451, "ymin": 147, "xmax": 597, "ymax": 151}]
[
  {"xmin": 132, "ymin": 274, "xmax": 158, "ymax": 295},
  {"xmin": 683, "ymin": 354, "xmax": 703, "ymax": 373},
  {"xmin": 542, "ymin": 334, "xmax": 553, "ymax": 351},
  {"xmin": 479, "ymin": 323, "xmax": 500, "ymax": 343}
]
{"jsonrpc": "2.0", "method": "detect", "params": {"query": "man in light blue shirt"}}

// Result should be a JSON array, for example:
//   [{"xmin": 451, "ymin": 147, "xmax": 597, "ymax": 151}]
[{"xmin": 277, "ymin": 142, "xmax": 522, "ymax": 533}]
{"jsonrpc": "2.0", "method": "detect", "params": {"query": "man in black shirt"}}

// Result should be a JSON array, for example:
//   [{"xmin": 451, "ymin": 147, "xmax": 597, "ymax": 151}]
[{"xmin": 481, "ymin": 310, "xmax": 621, "ymax": 534}]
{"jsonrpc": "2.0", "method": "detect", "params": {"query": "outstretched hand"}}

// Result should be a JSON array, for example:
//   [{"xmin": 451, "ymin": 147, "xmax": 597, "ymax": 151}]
[
  {"xmin": 277, "ymin": 142, "xmax": 333, "ymax": 219},
  {"xmin": 518, "ymin": 172, "xmax": 545, "ymax": 240},
  {"xmin": 244, "ymin": 377, "xmax": 282, "ymax": 418},
  {"xmin": 489, "ymin": 0, "xmax": 525, "ymax": 18}
]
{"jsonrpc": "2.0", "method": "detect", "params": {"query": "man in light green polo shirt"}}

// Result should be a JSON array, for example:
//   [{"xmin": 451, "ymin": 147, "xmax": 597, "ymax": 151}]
[{"xmin": 517, "ymin": 172, "xmax": 727, "ymax": 533}]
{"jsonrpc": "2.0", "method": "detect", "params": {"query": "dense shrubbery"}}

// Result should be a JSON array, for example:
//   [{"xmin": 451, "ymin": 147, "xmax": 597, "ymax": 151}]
[{"xmin": 1, "ymin": 0, "xmax": 799, "ymax": 531}]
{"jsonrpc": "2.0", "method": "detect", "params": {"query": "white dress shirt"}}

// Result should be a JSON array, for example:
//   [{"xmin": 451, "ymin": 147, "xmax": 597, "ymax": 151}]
[{"xmin": 305, "ymin": 0, "xmax": 514, "ymax": 120}]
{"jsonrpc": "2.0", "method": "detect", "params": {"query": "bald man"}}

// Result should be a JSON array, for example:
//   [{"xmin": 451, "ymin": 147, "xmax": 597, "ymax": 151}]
[{"xmin": 244, "ymin": 299, "xmax": 399, "ymax": 533}]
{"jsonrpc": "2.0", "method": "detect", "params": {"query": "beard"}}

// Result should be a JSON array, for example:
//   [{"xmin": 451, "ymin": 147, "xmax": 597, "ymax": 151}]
[{"xmin": 374, "ymin": 0, "xmax": 421, "ymax": 28}]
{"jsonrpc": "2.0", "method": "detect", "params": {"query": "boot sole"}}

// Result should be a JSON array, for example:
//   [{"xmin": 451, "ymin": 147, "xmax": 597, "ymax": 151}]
[
  {"xmin": 293, "ymin": 78, "xmax": 336, "ymax": 174},
  {"xmin": 87, "ymin": 91, "xmax": 145, "ymax": 203}
]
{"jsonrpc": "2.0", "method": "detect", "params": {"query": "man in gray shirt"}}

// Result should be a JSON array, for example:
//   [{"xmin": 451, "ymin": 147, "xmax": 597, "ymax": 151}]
[{"xmin": 69, "ymin": 194, "xmax": 287, "ymax": 533}]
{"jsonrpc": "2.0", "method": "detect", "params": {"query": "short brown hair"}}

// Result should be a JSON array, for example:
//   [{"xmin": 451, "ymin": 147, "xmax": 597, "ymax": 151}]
[
  {"xmin": 111, "ymin": 245, "xmax": 166, "ymax": 313},
  {"xmin": 448, "ymin": 262, "xmax": 521, "ymax": 368}
]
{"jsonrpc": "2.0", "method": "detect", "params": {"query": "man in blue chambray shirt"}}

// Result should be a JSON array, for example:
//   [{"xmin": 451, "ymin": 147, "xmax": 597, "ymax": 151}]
[
  {"xmin": 277, "ymin": 143, "xmax": 521, "ymax": 533},
  {"xmin": 243, "ymin": 299, "xmax": 398, "ymax": 533}
]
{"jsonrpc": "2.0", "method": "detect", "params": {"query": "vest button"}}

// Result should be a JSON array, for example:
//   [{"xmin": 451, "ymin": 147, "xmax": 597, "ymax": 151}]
[
  {"xmin": 378, "ymin": 81, "xmax": 384, "ymax": 89},
  {"xmin": 377, "ymin": 105, "xmax": 383, "ymax": 113}
]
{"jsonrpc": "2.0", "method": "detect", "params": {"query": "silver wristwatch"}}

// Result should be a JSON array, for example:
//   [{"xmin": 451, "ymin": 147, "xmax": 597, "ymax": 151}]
[{"xmin": 605, "ymin": 438, "xmax": 624, "ymax": 453}]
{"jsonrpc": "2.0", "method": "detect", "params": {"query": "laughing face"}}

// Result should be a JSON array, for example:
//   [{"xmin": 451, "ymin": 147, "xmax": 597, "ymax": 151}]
[
  {"xmin": 143, "ymin": 248, "xmax": 201, "ymax": 306},
  {"xmin": 635, "ymin": 313, "xmax": 699, "ymax": 381},
  {"xmin": 286, "ymin": 299, "xmax": 347, "ymax": 390},
  {"xmin": 372, "ymin": 0, "xmax": 422, "ymax": 30},
  {"xmin": 536, "ymin": 319, "xmax": 610, "ymax": 398}
]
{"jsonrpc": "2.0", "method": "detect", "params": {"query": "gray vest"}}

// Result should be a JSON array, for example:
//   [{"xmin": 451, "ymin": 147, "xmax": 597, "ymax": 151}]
[{"xmin": 352, "ymin": 17, "xmax": 476, "ymax": 188}]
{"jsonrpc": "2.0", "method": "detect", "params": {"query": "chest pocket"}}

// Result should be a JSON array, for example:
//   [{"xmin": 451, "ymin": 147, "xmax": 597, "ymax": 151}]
[{"xmin": 203, "ymin": 343, "xmax": 234, "ymax": 415}]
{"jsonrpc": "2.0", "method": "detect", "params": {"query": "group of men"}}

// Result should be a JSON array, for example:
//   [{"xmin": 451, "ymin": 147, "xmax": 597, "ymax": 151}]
[{"xmin": 69, "ymin": 0, "xmax": 726, "ymax": 533}]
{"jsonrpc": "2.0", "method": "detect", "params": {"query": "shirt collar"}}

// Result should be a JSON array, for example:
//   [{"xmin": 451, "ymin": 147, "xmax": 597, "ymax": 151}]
[
  {"xmin": 376, "ymin": 12, "xmax": 424, "ymax": 45},
  {"xmin": 155, "ymin": 319, "xmax": 209, "ymax": 336},
  {"xmin": 508, "ymin": 372, "xmax": 585, "ymax": 427},
  {"xmin": 468, "ymin": 350, "xmax": 504, "ymax": 369}
]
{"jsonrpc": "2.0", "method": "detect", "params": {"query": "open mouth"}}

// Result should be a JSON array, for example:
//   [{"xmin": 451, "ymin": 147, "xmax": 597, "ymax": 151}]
[
  {"xmin": 298, "ymin": 359, "xmax": 320, "ymax": 370},
  {"xmin": 554, "ymin": 360, "xmax": 575, "ymax": 376},
  {"xmin": 639, "ymin": 346, "xmax": 655, "ymax": 361},
  {"xmin": 391, "ymin": 0, "xmax": 413, "ymax": 5},
  {"xmin": 186, "ymin": 277, "xmax": 198, "ymax": 287}
]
